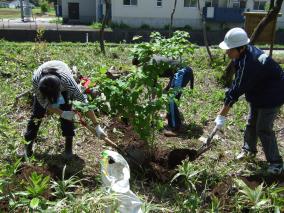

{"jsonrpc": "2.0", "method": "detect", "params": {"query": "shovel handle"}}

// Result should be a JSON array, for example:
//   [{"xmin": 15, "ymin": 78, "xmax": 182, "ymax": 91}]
[
  {"xmin": 84, "ymin": 124, "xmax": 119, "ymax": 149},
  {"xmin": 205, "ymin": 126, "xmax": 219, "ymax": 145},
  {"xmin": 84, "ymin": 123, "xmax": 143, "ymax": 168},
  {"xmin": 196, "ymin": 126, "xmax": 219, "ymax": 156}
]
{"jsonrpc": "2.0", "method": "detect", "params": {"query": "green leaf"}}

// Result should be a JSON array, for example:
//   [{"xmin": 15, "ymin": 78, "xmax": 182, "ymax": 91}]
[{"xmin": 30, "ymin": 197, "xmax": 40, "ymax": 209}]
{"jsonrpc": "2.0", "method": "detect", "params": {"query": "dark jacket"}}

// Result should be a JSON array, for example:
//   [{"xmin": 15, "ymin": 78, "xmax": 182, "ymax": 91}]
[{"xmin": 225, "ymin": 45, "xmax": 284, "ymax": 108}]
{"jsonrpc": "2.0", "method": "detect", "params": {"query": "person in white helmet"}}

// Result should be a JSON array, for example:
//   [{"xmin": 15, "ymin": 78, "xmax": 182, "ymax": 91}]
[{"xmin": 214, "ymin": 28, "xmax": 284, "ymax": 174}]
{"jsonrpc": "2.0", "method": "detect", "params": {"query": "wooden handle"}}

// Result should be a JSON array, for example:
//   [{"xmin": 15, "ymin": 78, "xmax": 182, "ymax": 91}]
[
  {"xmin": 85, "ymin": 124, "xmax": 119, "ymax": 149},
  {"xmin": 205, "ymin": 126, "xmax": 219, "ymax": 145}
]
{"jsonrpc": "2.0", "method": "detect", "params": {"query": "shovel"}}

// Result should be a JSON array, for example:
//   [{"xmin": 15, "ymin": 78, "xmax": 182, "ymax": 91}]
[
  {"xmin": 195, "ymin": 125, "xmax": 219, "ymax": 157},
  {"xmin": 74, "ymin": 111, "xmax": 143, "ymax": 169}
]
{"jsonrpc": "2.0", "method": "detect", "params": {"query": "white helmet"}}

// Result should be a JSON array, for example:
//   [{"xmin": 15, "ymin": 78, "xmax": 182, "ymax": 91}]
[{"xmin": 219, "ymin": 28, "xmax": 250, "ymax": 50}]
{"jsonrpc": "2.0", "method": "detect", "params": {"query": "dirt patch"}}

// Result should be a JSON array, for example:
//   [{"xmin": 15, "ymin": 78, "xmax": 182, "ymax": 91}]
[
  {"xmin": 104, "ymin": 118, "xmax": 207, "ymax": 181},
  {"xmin": 35, "ymin": 154, "xmax": 86, "ymax": 179},
  {"xmin": 239, "ymin": 173, "xmax": 284, "ymax": 189},
  {"xmin": 210, "ymin": 177, "xmax": 237, "ymax": 212},
  {"xmin": 167, "ymin": 148, "xmax": 198, "ymax": 169},
  {"xmin": 0, "ymin": 200, "xmax": 9, "ymax": 212}
]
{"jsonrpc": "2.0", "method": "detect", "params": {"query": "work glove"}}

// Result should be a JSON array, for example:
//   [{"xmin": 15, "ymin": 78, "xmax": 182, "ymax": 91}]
[
  {"xmin": 214, "ymin": 115, "xmax": 226, "ymax": 129},
  {"xmin": 61, "ymin": 111, "xmax": 75, "ymax": 121},
  {"xmin": 95, "ymin": 125, "xmax": 107, "ymax": 138}
]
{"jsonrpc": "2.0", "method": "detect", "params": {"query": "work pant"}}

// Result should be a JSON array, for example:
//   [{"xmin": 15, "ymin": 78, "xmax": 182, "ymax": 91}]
[{"xmin": 243, "ymin": 104, "xmax": 283, "ymax": 164}]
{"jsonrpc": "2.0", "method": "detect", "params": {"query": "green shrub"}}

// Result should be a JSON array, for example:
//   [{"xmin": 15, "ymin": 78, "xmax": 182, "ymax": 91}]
[
  {"xmin": 91, "ymin": 22, "xmax": 103, "ymax": 29},
  {"xmin": 110, "ymin": 22, "xmax": 130, "ymax": 29},
  {"xmin": 40, "ymin": 0, "xmax": 49, "ymax": 13},
  {"xmin": 140, "ymin": 24, "xmax": 151, "ymax": 30}
]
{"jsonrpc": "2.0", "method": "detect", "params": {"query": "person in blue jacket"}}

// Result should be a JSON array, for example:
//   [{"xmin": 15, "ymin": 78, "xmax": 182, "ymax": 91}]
[
  {"xmin": 214, "ymin": 28, "xmax": 284, "ymax": 174},
  {"xmin": 132, "ymin": 55, "xmax": 194, "ymax": 137}
]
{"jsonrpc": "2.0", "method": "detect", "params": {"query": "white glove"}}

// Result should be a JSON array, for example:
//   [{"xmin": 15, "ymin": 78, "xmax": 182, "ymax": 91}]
[
  {"xmin": 95, "ymin": 125, "xmax": 107, "ymax": 138},
  {"xmin": 61, "ymin": 111, "xmax": 75, "ymax": 121},
  {"xmin": 214, "ymin": 115, "xmax": 226, "ymax": 129}
]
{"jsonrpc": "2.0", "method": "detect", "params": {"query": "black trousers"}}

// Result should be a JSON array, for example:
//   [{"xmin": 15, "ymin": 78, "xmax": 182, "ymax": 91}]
[{"xmin": 24, "ymin": 94, "xmax": 75, "ymax": 142}]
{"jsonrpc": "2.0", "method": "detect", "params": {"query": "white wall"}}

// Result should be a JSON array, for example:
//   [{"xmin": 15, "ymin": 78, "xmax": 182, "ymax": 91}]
[
  {"xmin": 62, "ymin": 0, "xmax": 96, "ymax": 23},
  {"xmin": 111, "ymin": 0, "xmax": 202, "ymax": 29}
]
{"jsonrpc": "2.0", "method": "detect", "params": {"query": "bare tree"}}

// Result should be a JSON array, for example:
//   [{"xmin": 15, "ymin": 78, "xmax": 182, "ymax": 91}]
[
  {"xmin": 197, "ymin": 0, "xmax": 213, "ymax": 62},
  {"xmin": 169, "ymin": 0, "xmax": 178, "ymax": 36},
  {"xmin": 99, "ymin": 0, "xmax": 111, "ymax": 55}
]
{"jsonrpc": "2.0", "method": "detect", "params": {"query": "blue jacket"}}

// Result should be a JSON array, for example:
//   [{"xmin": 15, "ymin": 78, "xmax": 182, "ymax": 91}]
[{"xmin": 225, "ymin": 45, "xmax": 284, "ymax": 108}]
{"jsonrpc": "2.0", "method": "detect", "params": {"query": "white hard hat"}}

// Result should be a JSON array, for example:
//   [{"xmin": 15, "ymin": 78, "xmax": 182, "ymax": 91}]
[{"xmin": 219, "ymin": 28, "xmax": 250, "ymax": 50}]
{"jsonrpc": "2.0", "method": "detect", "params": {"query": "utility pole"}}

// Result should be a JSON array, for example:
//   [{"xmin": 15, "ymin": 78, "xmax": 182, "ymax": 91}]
[{"xmin": 20, "ymin": 0, "xmax": 24, "ymax": 22}]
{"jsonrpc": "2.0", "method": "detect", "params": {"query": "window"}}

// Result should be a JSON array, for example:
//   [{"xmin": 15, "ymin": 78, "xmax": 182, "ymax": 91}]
[
  {"xmin": 184, "ymin": 0, "xmax": 197, "ymax": 7},
  {"xmin": 253, "ymin": 0, "xmax": 266, "ymax": 10},
  {"xmin": 204, "ymin": 0, "xmax": 212, "ymax": 7},
  {"xmin": 157, "ymin": 0, "xmax": 162, "ymax": 7},
  {"xmin": 232, "ymin": 0, "xmax": 240, "ymax": 8},
  {"xmin": 123, "ymin": 0, "xmax": 137, "ymax": 6}
]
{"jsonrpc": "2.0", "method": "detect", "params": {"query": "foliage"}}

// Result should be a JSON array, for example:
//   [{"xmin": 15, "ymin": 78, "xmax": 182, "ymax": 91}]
[
  {"xmin": 40, "ymin": 0, "xmax": 49, "ymax": 13},
  {"xmin": 234, "ymin": 179, "xmax": 284, "ymax": 212},
  {"xmin": 140, "ymin": 24, "xmax": 151, "ymax": 30},
  {"xmin": 171, "ymin": 160, "xmax": 203, "ymax": 192},
  {"xmin": 0, "ymin": 41, "xmax": 283, "ymax": 212},
  {"xmin": 7, "ymin": 172, "xmax": 50, "ymax": 211},
  {"xmin": 51, "ymin": 165, "xmax": 81, "ymax": 199},
  {"xmin": 110, "ymin": 21, "xmax": 131, "ymax": 29},
  {"xmin": 49, "ymin": 17, "xmax": 63, "ymax": 24},
  {"xmin": 75, "ymin": 31, "xmax": 195, "ymax": 146},
  {"xmin": 91, "ymin": 22, "xmax": 103, "ymax": 29}
]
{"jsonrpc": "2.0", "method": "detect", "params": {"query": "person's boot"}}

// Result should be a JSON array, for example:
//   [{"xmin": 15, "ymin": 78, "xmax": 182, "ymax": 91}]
[
  {"xmin": 236, "ymin": 149, "xmax": 256, "ymax": 161},
  {"xmin": 64, "ymin": 137, "xmax": 73, "ymax": 161},
  {"xmin": 267, "ymin": 163, "xmax": 284, "ymax": 175},
  {"xmin": 164, "ymin": 127, "xmax": 180, "ymax": 137}
]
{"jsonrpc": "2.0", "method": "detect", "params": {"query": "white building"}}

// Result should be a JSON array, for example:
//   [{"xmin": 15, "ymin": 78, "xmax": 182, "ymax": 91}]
[
  {"xmin": 6, "ymin": 0, "xmax": 35, "ymax": 8},
  {"xmin": 61, "ymin": 0, "xmax": 284, "ymax": 29},
  {"xmin": 62, "ymin": 0, "xmax": 97, "ymax": 23}
]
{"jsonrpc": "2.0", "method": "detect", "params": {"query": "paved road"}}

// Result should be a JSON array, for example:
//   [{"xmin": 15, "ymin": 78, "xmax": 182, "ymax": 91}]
[{"xmin": 0, "ymin": 17, "xmax": 95, "ymax": 31}]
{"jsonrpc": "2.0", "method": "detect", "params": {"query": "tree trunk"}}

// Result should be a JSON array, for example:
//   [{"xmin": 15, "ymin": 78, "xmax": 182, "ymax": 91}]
[
  {"xmin": 99, "ymin": 0, "xmax": 111, "ymax": 55},
  {"xmin": 223, "ymin": 0, "xmax": 283, "ymax": 86},
  {"xmin": 250, "ymin": 0, "xmax": 282, "ymax": 43},
  {"xmin": 20, "ymin": 0, "xmax": 24, "ymax": 22},
  {"xmin": 197, "ymin": 0, "xmax": 213, "ymax": 62},
  {"xmin": 169, "ymin": 0, "xmax": 177, "ymax": 36}
]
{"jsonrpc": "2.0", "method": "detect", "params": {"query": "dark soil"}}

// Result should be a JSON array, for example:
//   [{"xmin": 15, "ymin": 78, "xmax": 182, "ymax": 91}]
[
  {"xmin": 167, "ymin": 148, "xmax": 198, "ymax": 169},
  {"xmin": 211, "ymin": 177, "xmax": 237, "ymax": 211},
  {"xmin": 239, "ymin": 173, "xmax": 284, "ymax": 189},
  {"xmin": 0, "ymin": 200, "xmax": 9, "ymax": 212},
  {"xmin": 105, "ymin": 118, "xmax": 206, "ymax": 181}
]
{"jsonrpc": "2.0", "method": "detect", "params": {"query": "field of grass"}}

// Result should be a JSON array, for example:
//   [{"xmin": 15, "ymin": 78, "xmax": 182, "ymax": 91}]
[{"xmin": 0, "ymin": 40, "xmax": 283, "ymax": 212}]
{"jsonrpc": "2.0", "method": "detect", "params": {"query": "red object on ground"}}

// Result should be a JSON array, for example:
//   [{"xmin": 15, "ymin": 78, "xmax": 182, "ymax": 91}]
[{"xmin": 80, "ymin": 76, "xmax": 96, "ymax": 94}]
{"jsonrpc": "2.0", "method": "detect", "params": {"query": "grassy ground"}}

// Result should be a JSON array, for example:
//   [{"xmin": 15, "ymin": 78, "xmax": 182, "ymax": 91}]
[
  {"xmin": 0, "ymin": 41, "xmax": 283, "ymax": 212},
  {"xmin": 0, "ymin": 7, "xmax": 55, "ymax": 19}
]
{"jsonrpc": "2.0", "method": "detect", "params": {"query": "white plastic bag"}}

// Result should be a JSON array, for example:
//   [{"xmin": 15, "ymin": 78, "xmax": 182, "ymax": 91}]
[{"xmin": 101, "ymin": 150, "xmax": 143, "ymax": 213}]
